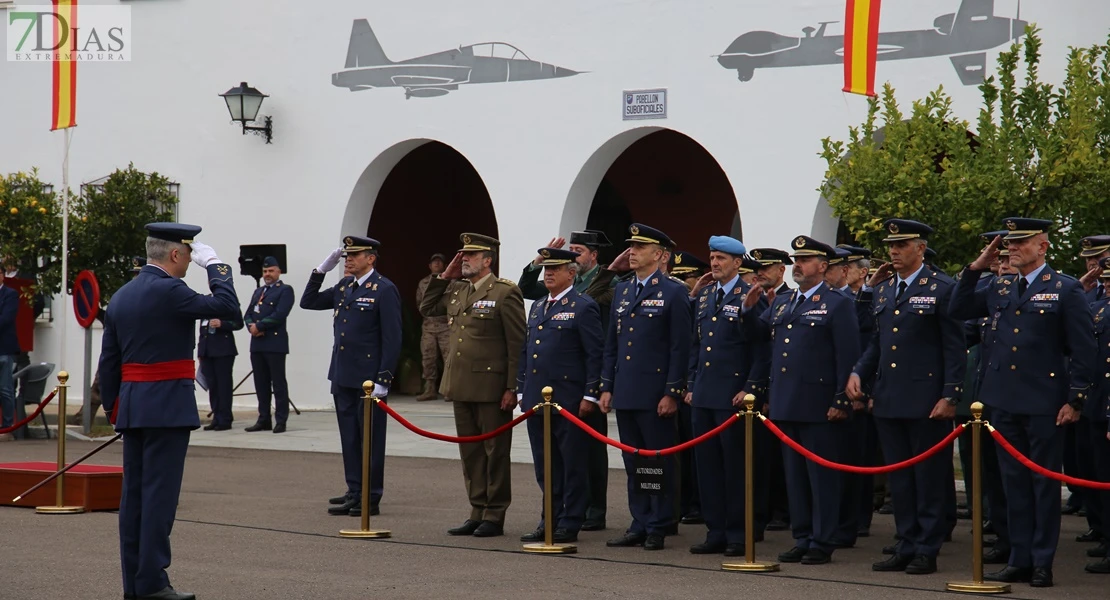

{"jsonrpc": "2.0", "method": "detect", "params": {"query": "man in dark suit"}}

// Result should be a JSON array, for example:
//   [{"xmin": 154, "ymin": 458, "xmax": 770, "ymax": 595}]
[
  {"xmin": 950, "ymin": 217, "xmax": 1096, "ymax": 587},
  {"xmin": 301, "ymin": 236, "xmax": 402, "ymax": 518},
  {"xmin": 741, "ymin": 235, "xmax": 861, "ymax": 566},
  {"xmin": 99, "ymin": 223, "xmax": 239, "ymax": 600},
  {"xmin": 599, "ymin": 223, "xmax": 693, "ymax": 552},
  {"xmin": 243, "ymin": 256, "xmax": 295, "ymax": 433},
  {"xmin": 197, "ymin": 309, "xmax": 242, "ymax": 431},
  {"xmin": 0, "ymin": 267, "xmax": 18, "ymax": 439},
  {"xmin": 848, "ymin": 219, "xmax": 965, "ymax": 575},
  {"xmin": 517, "ymin": 246, "xmax": 603, "ymax": 543}
]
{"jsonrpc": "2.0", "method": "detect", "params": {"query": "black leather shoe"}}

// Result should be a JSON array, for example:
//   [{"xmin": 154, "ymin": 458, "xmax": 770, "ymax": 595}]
[
  {"xmin": 520, "ymin": 527, "xmax": 545, "ymax": 542},
  {"xmin": 983, "ymin": 520, "xmax": 996, "ymax": 534},
  {"xmin": 801, "ymin": 548, "xmax": 831, "ymax": 565},
  {"xmin": 581, "ymin": 519, "xmax": 606, "ymax": 531},
  {"xmin": 1063, "ymin": 503, "xmax": 1082, "ymax": 515},
  {"xmin": 272, "ymin": 422, "xmax": 287, "ymax": 434},
  {"xmin": 983, "ymin": 536, "xmax": 998, "ymax": 547},
  {"xmin": 606, "ymin": 532, "xmax": 646, "ymax": 547},
  {"xmin": 778, "ymin": 546, "xmax": 808, "ymax": 563},
  {"xmin": 472, "ymin": 520, "xmax": 503, "ymax": 537},
  {"xmin": 882, "ymin": 544, "xmax": 897, "ymax": 555},
  {"xmin": 689, "ymin": 541, "xmax": 727, "ymax": 554},
  {"xmin": 766, "ymin": 519, "xmax": 789, "ymax": 531},
  {"xmin": 137, "ymin": 587, "xmax": 195, "ymax": 600},
  {"xmin": 329, "ymin": 494, "xmax": 347, "ymax": 505},
  {"xmin": 1086, "ymin": 558, "xmax": 1110, "ymax": 574},
  {"xmin": 1030, "ymin": 567, "xmax": 1053, "ymax": 588},
  {"xmin": 985, "ymin": 566, "xmax": 1032, "ymax": 583},
  {"xmin": 327, "ymin": 497, "xmax": 358, "ymax": 515},
  {"xmin": 1090, "ymin": 543, "xmax": 1109, "ymax": 558},
  {"xmin": 983, "ymin": 547, "xmax": 1010, "ymax": 564},
  {"xmin": 245, "ymin": 420, "xmax": 271, "ymax": 432},
  {"xmin": 447, "ymin": 519, "xmax": 481, "ymax": 536},
  {"xmin": 680, "ymin": 511, "xmax": 705, "ymax": 525},
  {"xmin": 873, "ymin": 554, "xmax": 914, "ymax": 571},
  {"xmin": 724, "ymin": 543, "xmax": 744, "ymax": 557},
  {"xmin": 553, "ymin": 528, "xmax": 578, "ymax": 543},
  {"xmin": 202, "ymin": 423, "xmax": 217, "ymax": 430},
  {"xmin": 1078, "ymin": 528, "xmax": 1102, "ymax": 542},
  {"xmin": 905, "ymin": 555, "xmax": 937, "ymax": 575},
  {"xmin": 644, "ymin": 533, "xmax": 665, "ymax": 551},
  {"xmin": 348, "ymin": 504, "xmax": 379, "ymax": 517}
]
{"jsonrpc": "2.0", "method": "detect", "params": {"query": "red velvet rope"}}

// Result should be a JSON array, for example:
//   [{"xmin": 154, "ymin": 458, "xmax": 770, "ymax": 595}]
[
  {"xmin": 558, "ymin": 406, "xmax": 740, "ymax": 456},
  {"xmin": 375, "ymin": 399, "xmax": 535, "ymax": 443},
  {"xmin": 0, "ymin": 389, "xmax": 58, "ymax": 435},
  {"xmin": 760, "ymin": 415, "xmax": 965, "ymax": 474},
  {"xmin": 990, "ymin": 426, "xmax": 1110, "ymax": 490}
]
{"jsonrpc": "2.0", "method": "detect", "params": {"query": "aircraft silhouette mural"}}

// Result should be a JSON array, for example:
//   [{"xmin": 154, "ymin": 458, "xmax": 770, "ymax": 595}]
[
  {"xmin": 331, "ymin": 19, "xmax": 581, "ymax": 99},
  {"xmin": 716, "ymin": 0, "xmax": 1027, "ymax": 85}
]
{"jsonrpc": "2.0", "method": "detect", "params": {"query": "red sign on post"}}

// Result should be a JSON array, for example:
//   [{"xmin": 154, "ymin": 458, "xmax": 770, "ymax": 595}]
[
  {"xmin": 6, "ymin": 277, "xmax": 36, "ymax": 353},
  {"xmin": 73, "ymin": 270, "xmax": 100, "ymax": 329}
]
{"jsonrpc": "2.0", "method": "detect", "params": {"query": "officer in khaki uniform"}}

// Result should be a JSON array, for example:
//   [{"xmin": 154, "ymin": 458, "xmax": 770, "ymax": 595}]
[
  {"xmin": 415, "ymin": 253, "xmax": 451, "ymax": 401},
  {"xmin": 419, "ymin": 233, "xmax": 527, "ymax": 538}
]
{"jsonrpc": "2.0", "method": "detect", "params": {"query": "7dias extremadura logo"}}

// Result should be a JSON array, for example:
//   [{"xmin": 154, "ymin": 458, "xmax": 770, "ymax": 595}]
[{"xmin": 7, "ymin": 5, "xmax": 131, "ymax": 62}]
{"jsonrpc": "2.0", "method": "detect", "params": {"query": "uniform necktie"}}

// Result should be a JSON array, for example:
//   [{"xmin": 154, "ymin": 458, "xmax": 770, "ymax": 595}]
[
  {"xmin": 715, "ymin": 287, "xmax": 724, "ymax": 308},
  {"xmin": 896, "ymin": 281, "xmax": 908, "ymax": 302},
  {"xmin": 791, "ymin": 292, "xmax": 805, "ymax": 314},
  {"xmin": 636, "ymin": 282, "xmax": 644, "ymax": 297},
  {"xmin": 1098, "ymin": 286, "xmax": 1105, "ymax": 301},
  {"xmin": 1018, "ymin": 277, "xmax": 1028, "ymax": 297},
  {"xmin": 545, "ymin": 298, "xmax": 556, "ymax": 314}
]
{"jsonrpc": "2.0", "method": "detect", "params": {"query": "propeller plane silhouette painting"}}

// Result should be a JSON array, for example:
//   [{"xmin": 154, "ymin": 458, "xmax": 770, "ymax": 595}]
[
  {"xmin": 331, "ymin": 19, "xmax": 581, "ymax": 99},
  {"xmin": 716, "ymin": 0, "xmax": 1028, "ymax": 85}
]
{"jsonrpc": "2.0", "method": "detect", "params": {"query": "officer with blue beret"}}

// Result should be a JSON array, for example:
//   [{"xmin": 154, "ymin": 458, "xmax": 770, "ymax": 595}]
[
  {"xmin": 741, "ymin": 234, "xmax": 861, "ymax": 565},
  {"xmin": 99, "ymin": 222, "xmax": 239, "ymax": 600},
  {"xmin": 600, "ymin": 223, "xmax": 693, "ymax": 551},
  {"xmin": 848, "ymin": 219, "xmax": 966, "ymax": 575},
  {"xmin": 1084, "ymin": 257, "xmax": 1110, "ymax": 574},
  {"xmin": 243, "ymin": 256, "xmax": 296, "ymax": 433},
  {"xmin": 516, "ymin": 247, "xmax": 603, "ymax": 543},
  {"xmin": 950, "ymin": 217, "xmax": 1097, "ymax": 587},
  {"xmin": 301, "ymin": 235, "xmax": 402, "ymax": 517}
]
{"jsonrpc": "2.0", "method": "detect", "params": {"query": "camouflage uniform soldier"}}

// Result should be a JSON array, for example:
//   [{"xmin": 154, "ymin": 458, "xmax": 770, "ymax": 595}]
[{"xmin": 416, "ymin": 253, "xmax": 451, "ymax": 401}]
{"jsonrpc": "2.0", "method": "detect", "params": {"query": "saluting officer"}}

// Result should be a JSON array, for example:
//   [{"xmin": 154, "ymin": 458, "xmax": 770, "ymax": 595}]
[
  {"xmin": 197, "ymin": 303, "xmax": 242, "ymax": 432},
  {"xmin": 950, "ymin": 217, "xmax": 1096, "ymax": 587},
  {"xmin": 1084, "ymin": 256, "xmax": 1110, "ymax": 574},
  {"xmin": 301, "ymin": 236, "xmax": 402, "ymax": 518},
  {"xmin": 419, "ymin": 233, "xmax": 526, "ymax": 538},
  {"xmin": 600, "ymin": 223, "xmax": 693, "ymax": 551},
  {"xmin": 686, "ymin": 235, "xmax": 768, "ymax": 556},
  {"xmin": 99, "ymin": 223, "xmax": 239, "ymax": 600},
  {"xmin": 848, "ymin": 219, "xmax": 965, "ymax": 575},
  {"xmin": 741, "ymin": 235, "xmax": 860, "ymax": 565},
  {"xmin": 516, "ymin": 247, "xmax": 603, "ymax": 544},
  {"xmin": 243, "ymin": 256, "xmax": 295, "ymax": 433}
]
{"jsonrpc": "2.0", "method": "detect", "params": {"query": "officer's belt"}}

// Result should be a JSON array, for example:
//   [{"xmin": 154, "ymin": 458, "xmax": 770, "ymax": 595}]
[{"xmin": 122, "ymin": 360, "xmax": 195, "ymax": 382}]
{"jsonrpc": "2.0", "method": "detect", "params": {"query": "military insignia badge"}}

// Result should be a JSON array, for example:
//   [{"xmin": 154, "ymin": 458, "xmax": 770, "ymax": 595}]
[
  {"xmin": 889, "ymin": 222, "xmax": 900, "ymax": 234},
  {"xmin": 879, "ymin": 296, "xmax": 888, "ymax": 303},
  {"xmin": 373, "ymin": 283, "xmax": 378, "ymax": 290},
  {"xmin": 540, "ymin": 249, "xmax": 551, "ymax": 258},
  {"xmin": 794, "ymin": 236, "xmax": 806, "ymax": 248},
  {"xmin": 630, "ymin": 225, "xmax": 640, "ymax": 235},
  {"xmin": 930, "ymin": 283, "xmax": 937, "ymax": 291},
  {"xmin": 734, "ymin": 288, "xmax": 741, "ymax": 295},
  {"xmin": 344, "ymin": 236, "xmax": 353, "ymax": 245},
  {"xmin": 657, "ymin": 291, "xmax": 663, "ymax": 297},
  {"xmin": 462, "ymin": 234, "xmax": 472, "ymax": 245},
  {"xmin": 752, "ymin": 250, "xmax": 763, "ymax": 260},
  {"xmin": 561, "ymin": 297, "xmax": 569, "ymax": 305},
  {"xmin": 820, "ymin": 303, "xmax": 827, "ymax": 310},
  {"xmin": 651, "ymin": 278, "xmax": 658, "ymax": 285},
  {"xmin": 999, "ymin": 288, "xmax": 1009, "ymax": 295},
  {"xmin": 811, "ymin": 294, "xmax": 820, "ymax": 302},
  {"xmin": 1042, "ymin": 273, "xmax": 1051, "ymax": 282},
  {"xmin": 217, "ymin": 265, "xmax": 229, "ymax": 275},
  {"xmin": 1056, "ymin": 280, "xmax": 1063, "ymax": 289},
  {"xmin": 1083, "ymin": 238, "xmax": 1093, "ymax": 249},
  {"xmin": 622, "ymin": 288, "xmax": 628, "ymax": 296},
  {"xmin": 919, "ymin": 278, "xmax": 928, "ymax": 285},
  {"xmin": 674, "ymin": 254, "xmax": 682, "ymax": 265},
  {"xmin": 365, "ymin": 282, "xmax": 372, "ymax": 288},
  {"xmin": 1005, "ymin": 219, "xmax": 1016, "ymax": 231}
]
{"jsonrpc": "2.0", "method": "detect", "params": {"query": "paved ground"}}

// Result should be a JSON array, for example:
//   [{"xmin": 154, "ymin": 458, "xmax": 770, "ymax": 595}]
[{"xmin": 2, "ymin": 395, "xmax": 1103, "ymax": 599}]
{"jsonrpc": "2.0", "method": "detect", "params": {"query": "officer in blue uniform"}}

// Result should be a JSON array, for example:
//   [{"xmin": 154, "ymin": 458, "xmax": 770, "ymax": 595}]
[
  {"xmin": 197, "ymin": 303, "xmax": 242, "ymax": 431},
  {"xmin": 301, "ymin": 235, "xmax": 402, "ymax": 517},
  {"xmin": 848, "ymin": 219, "xmax": 965, "ymax": 575},
  {"xmin": 670, "ymin": 249, "xmax": 710, "ymax": 525},
  {"xmin": 741, "ymin": 235, "xmax": 861, "ymax": 565},
  {"xmin": 600, "ymin": 223, "xmax": 693, "ymax": 551},
  {"xmin": 100, "ymin": 223, "xmax": 239, "ymax": 600},
  {"xmin": 516, "ymin": 247, "xmax": 603, "ymax": 543},
  {"xmin": 1084, "ymin": 257, "xmax": 1110, "ymax": 574},
  {"xmin": 950, "ymin": 217, "xmax": 1096, "ymax": 587},
  {"xmin": 685, "ymin": 235, "xmax": 768, "ymax": 555},
  {"xmin": 243, "ymin": 256, "xmax": 296, "ymax": 433}
]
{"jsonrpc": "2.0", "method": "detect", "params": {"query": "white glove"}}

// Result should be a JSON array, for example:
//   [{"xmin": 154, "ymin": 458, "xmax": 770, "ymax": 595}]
[
  {"xmin": 372, "ymin": 383, "xmax": 389, "ymax": 398},
  {"xmin": 189, "ymin": 242, "xmax": 221, "ymax": 268},
  {"xmin": 317, "ymin": 247, "xmax": 343, "ymax": 273}
]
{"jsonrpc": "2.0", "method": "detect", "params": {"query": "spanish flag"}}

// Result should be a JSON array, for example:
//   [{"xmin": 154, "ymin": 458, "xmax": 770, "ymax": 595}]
[
  {"xmin": 842, "ymin": 0, "xmax": 881, "ymax": 96},
  {"xmin": 51, "ymin": 0, "xmax": 77, "ymax": 130}
]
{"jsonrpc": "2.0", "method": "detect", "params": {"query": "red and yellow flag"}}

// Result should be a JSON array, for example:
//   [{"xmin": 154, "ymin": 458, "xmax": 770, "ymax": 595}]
[
  {"xmin": 842, "ymin": 0, "xmax": 881, "ymax": 96},
  {"xmin": 51, "ymin": 0, "xmax": 77, "ymax": 130}
]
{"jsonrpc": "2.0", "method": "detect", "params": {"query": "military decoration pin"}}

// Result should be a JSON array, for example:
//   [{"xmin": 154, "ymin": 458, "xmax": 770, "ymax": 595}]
[
  {"xmin": 1056, "ymin": 280, "xmax": 1063, "ymax": 289},
  {"xmin": 561, "ymin": 298, "xmax": 569, "ymax": 305},
  {"xmin": 930, "ymin": 283, "xmax": 937, "ymax": 291},
  {"xmin": 651, "ymin": 278, "xmax": 659, "ymax": 285},
  {"xmin": 1042, "ymin": 274, "xmax": 1051, "ymax": 282},
  {"xmin": 919, "ymin": 278, "xmax": 928, "ymax": 285},
  {"xmin": 812, "ymin": 294, "xmax": 820, "ymax": 302}
]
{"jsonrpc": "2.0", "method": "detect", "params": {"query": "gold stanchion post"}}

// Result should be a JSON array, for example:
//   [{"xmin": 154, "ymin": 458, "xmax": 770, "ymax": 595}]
[
  {"xmin": 947, "ymin": 401, "xmax": 1009, "ymax": 594},
  {"xmin": 339, "ymin": 381, "xmax": 391, "ymax": 539},
  {"xmin": 37, "ymin": 371, "xmax": 84, "ymax": 514},
  {"xmin": 722, "ymin": 394, "xmax": 778, "ymax": 572},
  {"xmin": 522, "ymin": 386, "xmax": 576, "ymax": 554}
]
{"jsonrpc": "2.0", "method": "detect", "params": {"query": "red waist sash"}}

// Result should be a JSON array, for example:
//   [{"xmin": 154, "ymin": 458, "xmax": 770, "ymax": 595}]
[{"xmin": 121, "ymin": 360, "xmax": 196, "ymax": 382}]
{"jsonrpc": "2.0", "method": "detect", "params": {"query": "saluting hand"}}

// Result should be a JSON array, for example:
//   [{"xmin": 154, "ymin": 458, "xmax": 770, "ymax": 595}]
[
  {"xmin": 607, "ymin": 248, "xmax": 632, "ymax": 272},
  {"xmin": 690, "ymin": 273, "xmax": 714, "ymax": 298},
  {"xmin": 1080, "ymin": 266, "xmax": 1101, "ymax": 292},
  {"xmin": 970, "ymin": 236, "xmax": 1003, "ymax": 271},
  {"xmin": 533, "ymin": 237, "xmax": 567, "ymax": 265},
  {"xmin": 317, "ymin": 247, "xmax": 343, "ymax": 273},
  {"xmin": 441, "ymin": 252, "xmax": 465, "ymax": 280},
  {"xmin": 742, "ymin": 284, "xmax": 764, "ymax": 309},
  {"xmin": 867, "ymin": 263, "xmax": 894, "ymax": 288}
]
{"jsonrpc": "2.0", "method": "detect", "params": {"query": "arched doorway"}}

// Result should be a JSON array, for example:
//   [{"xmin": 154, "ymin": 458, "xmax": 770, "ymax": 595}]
[
  {"xmin": 563, "ymin": 128, "xmax": 741, "ymax": 266},
  {"xmin": 344, "ymin": 140, "xmax": 497, "ymax": 394}
]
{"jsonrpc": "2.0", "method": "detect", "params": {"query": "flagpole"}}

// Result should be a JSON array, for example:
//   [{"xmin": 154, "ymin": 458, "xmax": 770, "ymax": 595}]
[{"xmin": 59, "ymin": 128, "xmax": 71, "ymax": 398}]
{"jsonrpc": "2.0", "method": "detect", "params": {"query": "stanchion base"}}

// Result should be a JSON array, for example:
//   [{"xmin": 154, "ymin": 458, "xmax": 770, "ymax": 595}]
[
  {"xmin": 521, "ymin": 543, "xmax": 577, "ymax": 554},
  {"xmin": 721, "ymin": 561, "xmax": 780, "ymax": 572},
  {"xmin": 35, "ymin": 505, "xmax": 85, "ymax": 514},
  {"xmin": 945, "ymin": 581, "xmax": 1011, "ymax": 594},
  {"xmin": 339, "ymin": 529, "xmax": 391, "ymax": 539}
]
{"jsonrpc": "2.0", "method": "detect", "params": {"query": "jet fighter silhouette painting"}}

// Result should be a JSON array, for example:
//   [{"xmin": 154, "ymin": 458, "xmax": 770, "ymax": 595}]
[
  {"xmin": 716, "ymin": 0, "xmax": 1027, "ymax": 85},
  {"xmin": 331, "ymin": 19, "xmax": 581, "ymax": 99}
]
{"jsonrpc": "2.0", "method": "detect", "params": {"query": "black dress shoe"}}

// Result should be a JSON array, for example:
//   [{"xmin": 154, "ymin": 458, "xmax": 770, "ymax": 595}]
[
  {"xmin": 581, "ymin": 519, "xmax": 606, "ymax": 531},
  {"xmin": 553, "ymin": 528, "xmax": 578, "ymax": 543},
  {"xmin": 985, "ymin": 566, "xmax": 1032, "ymax": 583},
  {"xmin": 983, "ymin": 536, "xmax": 997, "ymax": 547},
  {"xmin": 766, "ymin": 519, "xmax": 789, "ymax": 531},
  {"xmin": 520, "ymin": 527, "xmax": 545, "ymax": 542},
  {"xmin": 328, "ymin": 495, "xmax": 347, "ymax": 505},
  {"xmin": 778, "ymin": 546, "xmax": 808, "ymax": 563},
  {"xmin": 1030, "ymin": 567, "xmax": 1053, "ymax": 587},
  {"xmin": 1063, "ymin": 503, "xmax": 1082, "ymax": 515},
  {"xmin": 606, "ymin": 532, "xmax": 646, "ymax": 547},
  {"xmin": 202, "ymin": 423, "xmax": 217, "ymax": 430},
  {"xmin": 905, "ymin": 555, "xmax": 937, "ymax": 575},
  {"xmin": 724, "ymin": 543, "xmax": 744, "ymax": 557},
  {"xmin": 472, "ymin": 520, "xmax": 503, "ymax": 537},
  {"xmin": 1078, "ymin": 528, "xmax": 1103, "ymax": 542},
  {"xmin": 327, "ymin": 497, "xmax": 358, "ymax": 515},
  {"xmin": 447, "ymin": 519, "xmax": 481, "ymax": 536},
  {"xmin": 873, "ymin": 553, "xmax": 914, "ymax": 571},
  {"xmin": 644, "ymin": 533, "xmax": 665, "ymax": 551},
  {"xmin": 983, "ymin": 520, "xmax": 996, "ymax": 534},
  {"xmin": 272, "ymin": 422, "xmax": 287, "ymax": 434},
  {"xmin": 348, "ymin": 504, "xmax": 379, "ymax": 517},
  {"xmin": 1088, "ymin": 542, "xmax": 1108, "ymax": 558},
  {"xmin": 680, "ymin": 511, "xmax": 705, "ymax": 525},
  {"xmin": 1086, "ymin": 558, "xmax": 1110, "ymax": 574},
  {"xmin": 245, "ymin": 420, "xmax": 272, "ymax": 432},
  {"xmin": 690, "ymin": 541, "xmax": 727, "ymax": 554},
  {"xmin": 801, "ymin": 549, "xmax": 831, "ymax": 565},
  {"xmin": 137, "ymin": 587, "xmax": 195, "ymax": 600},
  {"xmin": 882, "ymin": 544, "xmax": 897, "ymax": 555},
  {"xmin": 983, "ymin": 547, "xmax": 1010, "ymax": 564}
]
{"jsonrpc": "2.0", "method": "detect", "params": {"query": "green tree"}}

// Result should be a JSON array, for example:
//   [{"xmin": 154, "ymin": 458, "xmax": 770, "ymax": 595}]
[{"xmin": 0, "ymin": 168, "xmax": 64, "ymax": 299}]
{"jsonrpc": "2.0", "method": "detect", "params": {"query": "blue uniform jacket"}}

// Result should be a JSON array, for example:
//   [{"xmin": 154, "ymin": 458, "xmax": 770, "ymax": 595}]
[
  {"xmin": 949, "ymin": 265, "xmax": 1096, "ymax": 416},
  {"xmin": 687, "ymin": 278, "xmax": 769, "ymax": 410},
  {"xmin": 742, "ymin": 281, "xmax": 861, "ymax": 422},
  {"xmin": 1087, "ymin": 297, "xmax": 1110, "ymax": 426},
  {"xmin": 516, "ymin": 288, "xmax": 603, "ymax": 410},
  {"xmin": 0, "ymin": 284, "xmax": 19, "ymax": 355},
  {"xmin": 300, "ymin": 269, "xmax": 402, "ymax": 390},
  {"xmin": 853, "ymin": 268, "xmax": 966, "ymax": 418},
  {"xmin": 197, "ymin": 314, "xmax": 242, "ymax": 358},
  {"xmin": 600, "ymin": 269, "xmax": 693, "ymax": 410},
  {"xmin": 99, "ymin": 263, "xmax": 239, "ymax": 430},
  {"xmin": 243, "ymin": 281, "xmax": 294, "ymax": 354}
]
